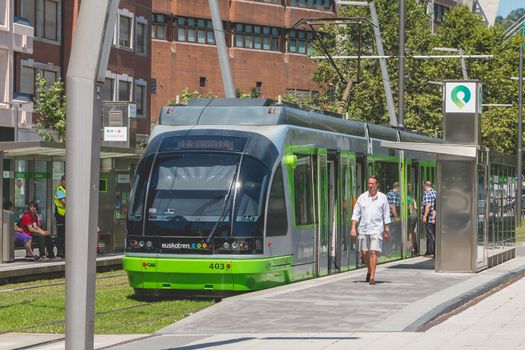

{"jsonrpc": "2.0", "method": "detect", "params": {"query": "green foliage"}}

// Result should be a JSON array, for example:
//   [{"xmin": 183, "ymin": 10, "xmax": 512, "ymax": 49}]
[
  {"xmin": 312, "ymin": 1, "xmax": 525, "ymax": 153},
  {"xmin": 235, "ymin": 87, "xmax": 262, "ymax": 98},
  {"xmin": 0, "ymin": 270, "xmax": 212, "ymax": 334},
  {"xmin": 495, "ymin": 8, "xmax": 525, "ymax": 30},
  {"xmin": 33, "ymin": 74, "xmax": 66, "ymax": 142}
]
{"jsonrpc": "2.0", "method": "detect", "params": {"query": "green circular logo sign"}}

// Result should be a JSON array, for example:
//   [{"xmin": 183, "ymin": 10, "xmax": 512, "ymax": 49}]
[{"xmin": 451, "ymin": 85, "xmax": 471, "ymax": 109}]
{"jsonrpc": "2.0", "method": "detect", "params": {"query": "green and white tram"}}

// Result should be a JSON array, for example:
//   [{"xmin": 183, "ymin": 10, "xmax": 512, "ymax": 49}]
[{"xmin": 123, "ymin": 98, "xmax": 438, "ymax": 297}]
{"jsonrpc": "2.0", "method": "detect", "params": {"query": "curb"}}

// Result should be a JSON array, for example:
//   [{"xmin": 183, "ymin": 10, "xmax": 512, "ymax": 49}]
[{"xmin": 403, "ymin": 260, "xmax": 525, "ymax": 331}]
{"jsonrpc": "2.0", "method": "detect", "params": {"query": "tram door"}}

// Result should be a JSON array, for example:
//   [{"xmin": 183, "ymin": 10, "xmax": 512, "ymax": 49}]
[
  {"xmin": 338, "ymin": 153, "xmax": 356, "ymax": 271},
  {"xmin": 316, "ymin": 149, "xmax": 329, "ymax": 277},
  {"xmin": 326, "ymin": 149, "xmax": 342, "ymax": 274}
]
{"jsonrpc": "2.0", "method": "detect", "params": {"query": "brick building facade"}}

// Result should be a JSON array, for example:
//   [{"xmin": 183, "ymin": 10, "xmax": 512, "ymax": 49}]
[
  {"xmin": 13, "ymin": 0, "xmax": 152, "ymax": 138},
  {"xmin": 150, "ymin": 0, "xmax": 336, "ymax": 122}
]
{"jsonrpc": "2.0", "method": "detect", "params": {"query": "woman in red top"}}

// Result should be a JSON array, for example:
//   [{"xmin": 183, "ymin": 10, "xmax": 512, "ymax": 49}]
[{"xmin": 19, "ymin": 201, "xmax": 53, "ymax": 259}]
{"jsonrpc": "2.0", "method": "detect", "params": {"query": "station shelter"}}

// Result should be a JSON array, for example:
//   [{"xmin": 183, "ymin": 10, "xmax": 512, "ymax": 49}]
[
  {"xmin": 383, "ymin": 81, "xmax": 516, "ymax": 272},
  {"xmin": 0, "ymin": 140, "xmax": 139, "ymax": 259}
]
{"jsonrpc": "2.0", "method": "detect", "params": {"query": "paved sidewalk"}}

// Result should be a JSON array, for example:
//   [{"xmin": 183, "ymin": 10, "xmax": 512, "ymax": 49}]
[{"xmin": 2, "ymin": 255, "xmax": 525, "ymax": 349}]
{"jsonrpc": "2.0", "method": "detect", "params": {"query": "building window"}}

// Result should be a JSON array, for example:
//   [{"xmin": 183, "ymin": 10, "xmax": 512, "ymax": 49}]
[
  {"xmin": 151, "ymin": 78, "xmax": 157, "ymax": 95},
  {"xmin": 434, "ymin": 4, "xmax": 448, "ymax": 23},
  {"xmin": 42, "ymin": 70, "xmax": 57, "ymax": 87},
  {"xmin": 21, "ymin": 0, "xmax": 61, "ymax": 41},
  {"xmin": 176, "ymin": 17, "xmax": 215, "ymax": 44},
  {"xmin": 118, "ymin": 80, "xmax": 131, "ymax": 101},
  {"xmin": 288, "ymin": 30, "xmax": 313, "ymax": 55},
  {"xmin": 21, "ymin": 0, "xmax": 35, "ymax": 26},
  {"xmin": 20, "ymin": 60, "xmax": 60, "ymax": 97},
  {"xmin": 256, "ymin": 81, "xmax": 262, "ymax": 94},
  {"xmin": 289, "ymin": 0, "xmax": 330, "ymax": 11},
  {"xmin": 43, "ymin": 0, "xmax": 58, "ymax": 40},
  {"xmin": 136, "ymin": 20, "xmax": 147, "ymax": 54},
  {"xmin": 119, "ymin": 15, "xmax": 132, "ymax": 48},
  {"xmin": 135, "ymin": 85, "xmax": 144, "ymax": 115},
  {"xmin": 199, "ymin": 77, "xmax": 206, "ymax": 88},
  {"xmin": 234, "ymin": 23, "xmax": 281, "ymax": 51},
  {"xmin": 20, "ymin": 66, "xmax": 35, "ymax": 95},
  {"xmin": 135, "ymin": 81, "xmax": 146, "ymax": 116},
  {"xmin": 152, "ymin": 13, "xmax": 167, "ymax": 40},
  {"xmin": 103, "ymin": 78, "xmax": 114, "ymax": 101}
]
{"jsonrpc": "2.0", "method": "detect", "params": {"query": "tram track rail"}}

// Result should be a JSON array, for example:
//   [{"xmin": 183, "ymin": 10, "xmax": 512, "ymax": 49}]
[{"xmin": 0, "ymin": 273, "xmax": 127, "ymax": 294}]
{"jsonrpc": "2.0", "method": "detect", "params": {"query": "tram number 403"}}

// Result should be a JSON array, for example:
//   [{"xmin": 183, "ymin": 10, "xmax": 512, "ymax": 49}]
[{"xmin": 209, "ymin": 263, "xmax": 231, "ymax": 270}]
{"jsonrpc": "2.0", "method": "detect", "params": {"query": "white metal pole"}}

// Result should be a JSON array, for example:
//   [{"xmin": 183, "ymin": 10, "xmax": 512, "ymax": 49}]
[
  {"xmin": 65, "ymin": 0, "xmax": 118, "ymax": 349},
  {"xmin": 209, "ymin": 0, "xmax": 235, "ymax": 98},
  {"xmin": 13, "ymin": 103, "xmax": 18, "ymax": 142}
]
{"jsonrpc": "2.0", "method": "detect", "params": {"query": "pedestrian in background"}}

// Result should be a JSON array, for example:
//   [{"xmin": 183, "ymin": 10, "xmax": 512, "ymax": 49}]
[
  {"xmin": 18, "ymin": 201, "xmax": 53, "ymax": 259},
  {"xmin": 54, "ymin": 175, "xmax": 66, "ymax": 258},
  {"xmin": 422, "ymin": 180, "xmax": 437, "ymax": 257},
  {"xmin": 351, "ymin": 176, "xmax": 391, "ymax": 285},
  {"xmin": 3, "ymin": 200, "xmax": 39, "ymax": 260},
  {"xmin": 386, "ymin": 182, "xmax": 400, "ymax": 221}
]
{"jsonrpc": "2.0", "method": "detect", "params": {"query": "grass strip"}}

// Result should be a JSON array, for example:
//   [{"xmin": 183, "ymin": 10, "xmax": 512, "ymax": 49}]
[{"xmin": 0, "ymin": 270, "xmax": 213, "ymax": 334}]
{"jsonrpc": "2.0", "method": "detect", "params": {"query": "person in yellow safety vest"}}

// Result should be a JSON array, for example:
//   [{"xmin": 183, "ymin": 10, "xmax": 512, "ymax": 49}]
[{"xmin": 54, "ymin": 175, "xmax": 66, "ymax": 258}]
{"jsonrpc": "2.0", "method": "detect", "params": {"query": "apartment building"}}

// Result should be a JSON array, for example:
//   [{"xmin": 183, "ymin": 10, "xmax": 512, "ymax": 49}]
[
  {"xmin": 422, "ymin": 0, "xmax": 501, "ymax": 27},
  {"xmin": 13, "ymin": 0, "xmax": 152, "ymax": 140},
  {"xmin": 0, "ymin": 0, "xmax": 33, "ymax": 141},
  {"xmin": 150, "ymin": 0, "xmax": 336, "ymax": 122}
]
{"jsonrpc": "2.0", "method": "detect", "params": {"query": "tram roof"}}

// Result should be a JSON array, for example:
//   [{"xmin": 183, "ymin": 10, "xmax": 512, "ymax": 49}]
[
  {"xmin": 159, "ymin": 98, "xmax": 440, "ymax": 143},
  {"xmin": 0, "ymin": 141, "xmax": 140, "ymax": 159}
]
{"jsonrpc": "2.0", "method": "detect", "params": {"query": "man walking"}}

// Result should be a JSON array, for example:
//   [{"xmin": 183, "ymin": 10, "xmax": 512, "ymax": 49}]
[
  {"xmin": 422, "ymin": 180, "xmax": 436, "ymax": 257},
  {"xmin": 54, "ymin": 175, "xmax": 66, "ymax": 258},
  {"xmin": 351, "ymin": 176, "xmax": 391, "ymax": 285}
]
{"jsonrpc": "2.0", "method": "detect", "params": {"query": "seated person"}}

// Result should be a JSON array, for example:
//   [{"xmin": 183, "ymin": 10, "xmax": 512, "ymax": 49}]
[
  {"xmin": 3, "ymin": 200, "xmax": 39, "ymax": 261},
  {"xmin": 18, "ymin": 201, "xmax": 54, "ymax": 259}
]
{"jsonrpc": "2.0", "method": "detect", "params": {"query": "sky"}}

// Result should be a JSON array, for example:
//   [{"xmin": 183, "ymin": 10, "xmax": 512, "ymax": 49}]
[{"xmin": 498, "ymin": 0, "xmax": 525, "ymax": 17}]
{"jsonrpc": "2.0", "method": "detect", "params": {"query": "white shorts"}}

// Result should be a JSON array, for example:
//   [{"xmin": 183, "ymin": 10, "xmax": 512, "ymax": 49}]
[{"xmin": 358, "ymin": 232, "xmax": 383, "ymax": 253}]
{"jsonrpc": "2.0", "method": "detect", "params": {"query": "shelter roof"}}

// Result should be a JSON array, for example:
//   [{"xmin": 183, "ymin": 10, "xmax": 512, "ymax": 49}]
[{"xmin": 0, "ymin": 141, "xmax": 140, "ymax": 159}]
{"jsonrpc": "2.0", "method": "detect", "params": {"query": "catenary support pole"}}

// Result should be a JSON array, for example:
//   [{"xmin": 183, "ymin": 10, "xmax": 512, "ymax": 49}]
[
  {"xmin": 518, "ymin": 46, "xmax": 523, "ymax": 227},
  {"xmin": 398, "ymin": 0, "xmax": 405, "ymax": 128},
  {"xmin": 369, "ymin": 1, "xmax": 398, "ymax": 127},
  {"xmin": 209, "ymin": 0, "xmax": 235, "ymax": 98},
  {"xmin": 65, "ymin": 0, "xmax": 118, "ymax": 349}
]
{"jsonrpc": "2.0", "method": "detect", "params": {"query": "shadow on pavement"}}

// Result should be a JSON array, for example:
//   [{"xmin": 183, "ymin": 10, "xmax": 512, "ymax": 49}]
[
  {"xmin": 168, "ymin": 336, "xmax": 360, "ymax": 349},
  {"xmin": 386, "ymin": 259, "xmax": 435, "ymax": 270},
  {"xmin": 167, "ymin": 337, "xmax": 256, "ymax": 349}
]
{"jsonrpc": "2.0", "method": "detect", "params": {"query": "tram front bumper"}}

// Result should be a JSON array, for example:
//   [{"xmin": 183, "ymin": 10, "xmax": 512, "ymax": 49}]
[{"xmin": 122, "ymin": 256, "xmax": 293, "ymax": 294}]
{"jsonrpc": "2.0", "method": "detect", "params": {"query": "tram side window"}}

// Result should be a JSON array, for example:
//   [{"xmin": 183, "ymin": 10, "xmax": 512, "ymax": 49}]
[
  {"xmin": 294, "ymin": 155, "xmax": 315, "ymax": 226},
  {"xmin": 127, "ymin": 155, "xmax": 153, "ymax": 234},
  {"xmin": 267, "ymin": 165, "xmax": 288, "ymax": 236}
]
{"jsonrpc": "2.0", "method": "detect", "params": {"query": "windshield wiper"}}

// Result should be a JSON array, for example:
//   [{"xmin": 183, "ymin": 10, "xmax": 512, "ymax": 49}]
[{"xmin": 205, "ymin": 154, "xmax": 245, "ymax": 244}]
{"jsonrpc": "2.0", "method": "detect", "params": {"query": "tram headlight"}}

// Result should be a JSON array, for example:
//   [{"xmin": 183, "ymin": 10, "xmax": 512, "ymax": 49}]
[
  {"xmin": 139, "ymin": 241, "xmax": 145, "ymax": 248},
  {"xmin": 231, "ymin": 241, "xmax": 238, "ymax": 249},
  {"xmin": 146, "ymin": 241, "xmax": 153, "ymax": 248},
  {"xmin": 223, "ymin": 242, "xmax": 230, "ymax": 249}
]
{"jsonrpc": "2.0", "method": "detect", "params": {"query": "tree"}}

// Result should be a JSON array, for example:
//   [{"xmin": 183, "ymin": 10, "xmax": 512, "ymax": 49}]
[
  {"xmin": 310, "ymin": 2, "xmax": 525, "ymax": 154},
  {"xmin": 495, "ymin": 8, "xmax": 525, "ymax": 30},
  {"xmin": 33, "ymin": 74, "xmax": 66, "ymax": 142}
]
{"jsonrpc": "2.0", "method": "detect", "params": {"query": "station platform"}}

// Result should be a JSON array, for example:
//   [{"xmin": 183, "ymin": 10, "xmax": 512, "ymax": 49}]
[
  {"xmin": 0, "ymin": 250, "xmax": 123, "ymax": 285},
  {"xmin": 2, "ymin": 248, "xmax": 525, "ymax": 349}
]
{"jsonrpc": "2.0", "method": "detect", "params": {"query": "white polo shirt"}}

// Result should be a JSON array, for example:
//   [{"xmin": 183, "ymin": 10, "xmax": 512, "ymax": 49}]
[{"xmin": 351, "ymin": 191, "xmax": 391, "ymax": 235}]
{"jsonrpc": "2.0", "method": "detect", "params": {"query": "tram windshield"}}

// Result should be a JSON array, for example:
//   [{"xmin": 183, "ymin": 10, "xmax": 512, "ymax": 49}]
[{"xmin": 130, "ymin": 152, "xmax": 270, "ymax": 238}]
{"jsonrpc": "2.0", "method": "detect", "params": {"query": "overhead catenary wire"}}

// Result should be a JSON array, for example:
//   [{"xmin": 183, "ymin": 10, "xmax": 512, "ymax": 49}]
[{"xmin": 311, "ymin": 54, "xmax": 494, "ymax": 60}]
